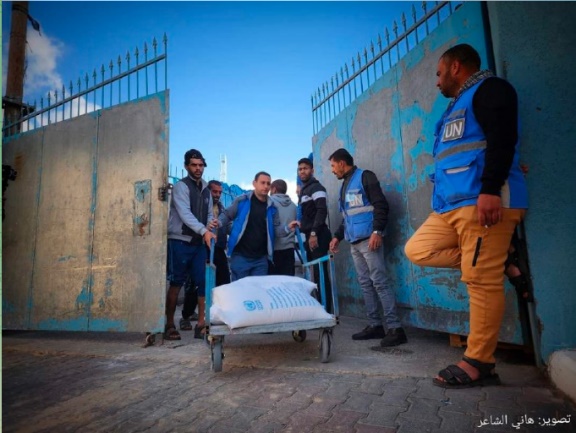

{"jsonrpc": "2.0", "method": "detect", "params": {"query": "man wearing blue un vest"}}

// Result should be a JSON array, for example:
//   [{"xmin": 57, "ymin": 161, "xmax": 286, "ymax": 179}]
[
  {"xmin": 405, "ymin": 44, "xmax": 528, "ymax": 389},
  {"xmin": 329, "ymin": 148, "xmax": 407, "ymax": 348}
]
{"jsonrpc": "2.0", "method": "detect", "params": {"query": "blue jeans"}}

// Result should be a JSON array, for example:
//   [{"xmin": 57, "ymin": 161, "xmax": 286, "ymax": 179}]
[
  {"xmin": 229, "ymin": 254, "xmax": 269, "ymax": 281},
  {"xmin": 350, "ymin": 239, "xmax": 401, "ymax": 329}
]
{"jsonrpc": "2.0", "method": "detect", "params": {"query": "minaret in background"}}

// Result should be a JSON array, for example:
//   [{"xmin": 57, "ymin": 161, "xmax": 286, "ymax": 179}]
[{"xmin": 219, "ymin": 154, "xmax": 227, "ymax": 183}]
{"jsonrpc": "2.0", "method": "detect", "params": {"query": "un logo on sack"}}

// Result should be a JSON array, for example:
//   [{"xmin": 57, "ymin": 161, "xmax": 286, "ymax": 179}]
[{"xmin": 243, "ymin": 300, "xmax": 256, "ymax": 311}]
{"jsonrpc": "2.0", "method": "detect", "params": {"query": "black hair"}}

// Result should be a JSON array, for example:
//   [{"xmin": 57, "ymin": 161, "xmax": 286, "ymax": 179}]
[
  {"xmin": 254, "ymin": 171, "xmax": 271, "ymax": 181},
  {"xmin": 184, "ymin": 149, "xmax": 207, "ymax": 167},
  {"xmin": 441, "ymin": 44, "xmax": 481, "ymax": 70},
  {"xmin": 328, "ymin": 148, "xmax": 354, "ymax": 166},
  {"xmin": 208, "ymin": 180, "xmax": 222, "ymax": 189},
  {"xmin": 298, "ymin": 158, "xmax": 313, "ymax": 168},
  {"xmin": 271, "ymin": 179, "xmax": 287, "ymax": 194}
]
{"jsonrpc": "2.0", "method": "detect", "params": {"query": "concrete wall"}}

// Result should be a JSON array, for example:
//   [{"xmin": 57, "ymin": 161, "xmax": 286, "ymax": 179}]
[
  {"xmin": 2, "ymin": 92, "xmax": 169, "ymax": 333},
  {"xmin": 487, "ymin": 2, "xmax": 576, "ymax": 360}
]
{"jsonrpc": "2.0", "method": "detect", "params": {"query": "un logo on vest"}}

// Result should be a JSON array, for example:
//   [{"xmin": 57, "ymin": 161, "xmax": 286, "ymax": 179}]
[{"xmin": 442, "ymin": 118, "xmax": 465, "ymax": 142}]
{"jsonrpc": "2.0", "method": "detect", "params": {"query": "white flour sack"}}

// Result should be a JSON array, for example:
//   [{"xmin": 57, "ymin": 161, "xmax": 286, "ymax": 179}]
[{"xmin": 209, "ymin": 275, "xmax": 332, "ymax": 329}]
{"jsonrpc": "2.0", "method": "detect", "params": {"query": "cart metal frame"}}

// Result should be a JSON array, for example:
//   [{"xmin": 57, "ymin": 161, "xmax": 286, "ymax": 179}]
[{"xmin": 205, "ymin": 236, "xmax": 339, "ymax": 372}]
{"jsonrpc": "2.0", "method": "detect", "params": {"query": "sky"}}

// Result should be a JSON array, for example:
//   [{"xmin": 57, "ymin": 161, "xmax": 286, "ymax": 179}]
[{"xmin": 2, "ymin": 1, "xmax": 420, "ymax": 202}]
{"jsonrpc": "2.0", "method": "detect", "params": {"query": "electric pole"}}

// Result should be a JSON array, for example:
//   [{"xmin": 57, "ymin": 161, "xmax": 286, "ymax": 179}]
[{"xmin": 3, "ymin": 1, "xmax": 33, "ymax": 135}]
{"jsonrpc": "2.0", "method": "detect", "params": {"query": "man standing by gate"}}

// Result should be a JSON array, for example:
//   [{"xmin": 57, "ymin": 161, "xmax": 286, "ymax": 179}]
[
  {"xmin": 328, "ymin": 148, "xmax": 407, "ymax": 347},
  {"xmin": 404, "ymin": 44, "xmax": 528, "ymax": 388},
  {"xmin": 166, "ymin": 149, "xmax": 216, "ymax": 340},
  {"xmin": 179, "ymin": 179, "xmax": 231, "ymax": 332},
  {"xmin": 289, "ymin": 157, "xmax": 333, "ymax": 311}
]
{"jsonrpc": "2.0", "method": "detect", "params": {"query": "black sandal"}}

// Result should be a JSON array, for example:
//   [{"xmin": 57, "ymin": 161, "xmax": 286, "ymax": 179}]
[
  {"xmin": 194, "ymin": 324, "xmax": 206, "ymax": 340},
  {"xmin": 179, "ymin": 317, "xmax": 193, "ymax": 331},
  {"xmin": 433, "ymin": 356, "xmax": 501, "ymax": 389},
  {"xmin": 164, "ymin": 325, "xmax": 181, "ymax": 341}
]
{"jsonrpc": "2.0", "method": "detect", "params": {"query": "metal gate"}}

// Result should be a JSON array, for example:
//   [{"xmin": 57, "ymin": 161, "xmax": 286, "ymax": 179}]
[
  {"xmin": 311, "ymin": 2, "xmax": 527, "ymax": 344},
  {"xmin": 2, "ymin": 37, "xmax": 169, "ymax": 333},
  {"xmin": 2, "ymin": 94, "xmax": 169, "ymax": 333}
]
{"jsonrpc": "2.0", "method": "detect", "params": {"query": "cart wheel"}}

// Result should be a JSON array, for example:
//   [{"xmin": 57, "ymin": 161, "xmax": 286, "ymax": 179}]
[
  {"xmin": 319, "ymin": 330, "xmax": 331, "ymax": 363},
  {"xmin": 211, "ymin": 339, "xmax": 224, "ymax": 372},
  {"xmin": 292, "ymin": 330, "xmax": 307, "ymax": 342}
]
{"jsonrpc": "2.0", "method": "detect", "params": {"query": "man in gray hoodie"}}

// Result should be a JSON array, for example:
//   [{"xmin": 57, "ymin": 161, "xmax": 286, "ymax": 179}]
[
  {"xmin": 166, "ymin": 149, "xmax": 217, "ymax": 340},
  {"xmin": 269, "ymin": 179, "xmax": 297, "ymax": 276}
]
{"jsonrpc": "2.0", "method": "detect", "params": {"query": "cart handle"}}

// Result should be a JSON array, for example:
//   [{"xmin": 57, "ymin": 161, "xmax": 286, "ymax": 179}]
[
  {"xmin": 209, "ymin": 237, "xmax": 215, "ymax": 265},
  {"xmin": 295, "ymin": 226, "xmax": 308, "ymax": 264}
]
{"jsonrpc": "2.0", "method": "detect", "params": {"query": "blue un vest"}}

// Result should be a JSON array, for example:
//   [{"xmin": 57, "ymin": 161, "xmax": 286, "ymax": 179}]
[
  {"xmin": 431, "ymin": 78, "xmax": 528, "ymax": 213},
  {"xmin": 227, "ymin": 195, "xmax": 276, "ymax": 260},
  {"xmin": 339, "ymin": 169, "xmax": 374, "ymax": 242}
]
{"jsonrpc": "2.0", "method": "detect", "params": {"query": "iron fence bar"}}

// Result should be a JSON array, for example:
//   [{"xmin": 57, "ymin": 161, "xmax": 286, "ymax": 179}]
[
  {"xmin": 352, "ymin": 57, "xmax": 357, "ymax": 99},
  {"xmin": 101, "ymin": 65, "xmax": 105, "ymax": 108},
  {"xmin": 135, "ymin": 47, "xmax": 140, "ymax": 98},
  {"xmin": 163, "ymin": 34, "xmax": 168, "ymax": 90},
  {"xmin": 331, "ymin": 78, "xmax": 335, "ymax": 119},
  {"xmin": 47, "ymin": 92, "xmax": 51, "ymax": 124},
  {"xmin": 328, "ymin": 83, "xmax": 332, "ymax": 122},
  {"xmin": 394, "ymin": 20, "xmax": 400, "ymax": 62},
  {"xmin": 117, "ymin": 56, "xmax": 122, "ymax": 104},
  {"xmin": 312, "ymin": 1, "xmax": 450, "ymax": 113},
  {"xmin": 153, "ymin": 37, "xmax": 158, "ymax": 93},
  {"xmin": 109, "ymin": 61, "xmax": 113, "ymax": 108},
  {"xmin": 144, "ymin": 42, "xmax": 149, "ymax": 95},
  {"xmin": 61, "ymin": 86, "xmax": 65, "ymax": 121},
  {"xmin": 413, "ymin": 5, "xmax": 420, "ymax": 45},
  {"xmin": 358, "ymin": 53, "xmax": 364, "ymax": 94},
  {"xmin": 92, "ymin": 70, "xmax": 97, "ymax": 112},
  {"xmin": 69, "ymin": 82, "xmax": 73, "ymax": 119},
  {"xmin": 340, "ymin": 67, "xmax": 345, "ymax": 107},
  {"xmin": 85, "ymin": 73, "xmax": 89, "ymax": 114},
  {"xmin": 126, "ymin": 52, "xmax": 131, "ymax": 100},
  {"xmin": 4, "ymin": 54, "xmax": 166, "ymax": 130},
  {"xmin": 336, "ymin": 73, "xmax": 341, "ymax": 113},
  {"xmin": 371, "ymin": 41, "xmax": 377, "ymax": 83},
  {"xmin": 364, "ymin": 48, "xmax": 370, "ymax": 88},
  {"xmin": 54, "ymin": 89, "xmax": 59, "ymax": 121}
]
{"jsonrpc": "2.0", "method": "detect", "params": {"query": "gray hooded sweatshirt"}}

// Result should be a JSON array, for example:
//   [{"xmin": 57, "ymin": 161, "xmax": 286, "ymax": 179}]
[{"xmin": 270, "ymin": 194, "xmax": 297, "ymax": 251}]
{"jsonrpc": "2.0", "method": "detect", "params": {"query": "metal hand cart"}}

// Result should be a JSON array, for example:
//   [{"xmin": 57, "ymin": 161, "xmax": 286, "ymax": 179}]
[{"xmin": 205, "ymin": 231, "xmax": 339, "ymax": 372}]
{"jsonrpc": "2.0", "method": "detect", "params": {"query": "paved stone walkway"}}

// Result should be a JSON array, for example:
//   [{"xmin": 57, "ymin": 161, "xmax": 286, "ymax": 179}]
[{"xmin": 3, "ymin": 315, "xmax": 575, "ymax": 433}]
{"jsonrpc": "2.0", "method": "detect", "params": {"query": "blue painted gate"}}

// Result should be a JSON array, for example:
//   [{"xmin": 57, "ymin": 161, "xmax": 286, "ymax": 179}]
[{"xmin": 312, "ymin": 2, "xmax": 526, "ymax": 344}]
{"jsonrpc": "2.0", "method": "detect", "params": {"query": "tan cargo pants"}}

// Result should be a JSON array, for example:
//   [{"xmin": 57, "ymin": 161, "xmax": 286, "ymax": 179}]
[{"xmin": 405, "ymin": 205, "xmax": 526, "ymax": 363}]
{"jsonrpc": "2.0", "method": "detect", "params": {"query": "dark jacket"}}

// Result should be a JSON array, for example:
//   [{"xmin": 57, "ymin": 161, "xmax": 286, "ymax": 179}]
[{"xmin": 298, "ymin": 177, "xmax": 329, "ymax": 235}]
